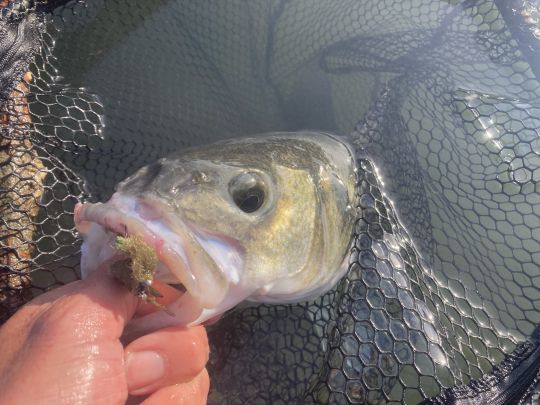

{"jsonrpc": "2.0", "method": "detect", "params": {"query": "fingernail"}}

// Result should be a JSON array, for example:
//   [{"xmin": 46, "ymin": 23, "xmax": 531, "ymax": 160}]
[{"xmin": 125, "ymin": 351, "xmax": 166, "ymax": 393}]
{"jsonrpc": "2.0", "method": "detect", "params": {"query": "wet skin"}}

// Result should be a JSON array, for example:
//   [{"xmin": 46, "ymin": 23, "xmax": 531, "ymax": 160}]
[{"xmin": 0, "ymin": 267, "xmax": 209, "ymax": 404}]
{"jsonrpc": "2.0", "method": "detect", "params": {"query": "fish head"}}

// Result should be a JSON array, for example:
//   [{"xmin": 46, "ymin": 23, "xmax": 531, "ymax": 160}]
[{"xmin": 75, "ymin": 132, "xmax": 357, "ymax": 327}]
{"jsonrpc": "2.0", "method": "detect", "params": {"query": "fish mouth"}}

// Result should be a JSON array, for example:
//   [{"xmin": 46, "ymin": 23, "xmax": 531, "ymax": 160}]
[{"xmin": 74, "ymin": 193, "xmax": 241, "ymax": 311}]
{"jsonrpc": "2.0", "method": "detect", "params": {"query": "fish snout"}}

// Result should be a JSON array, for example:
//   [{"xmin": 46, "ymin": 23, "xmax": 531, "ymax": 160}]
[
  {"xmin": 147, "ymin": 164, "xmax": 211, "ymax": 200},
  {"xmin": 119, "ymin": 158, "xmax": 212, "ymax": 200},
  {"xmin": 117, "ymin": 160, "xmax": 164, "ymax": 193},
  {"xmin": 134, "ymin": 199, "xmax": 164, "ymax": 221}
]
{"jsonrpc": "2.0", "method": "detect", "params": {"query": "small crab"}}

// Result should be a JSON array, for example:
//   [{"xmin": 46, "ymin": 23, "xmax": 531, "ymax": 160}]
[{"xmin": 110, "ymin": 234, "xmax": 172, "ymax": 314}]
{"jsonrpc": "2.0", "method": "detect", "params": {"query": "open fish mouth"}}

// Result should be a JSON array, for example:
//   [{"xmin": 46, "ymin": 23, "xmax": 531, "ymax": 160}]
[
  {"xmin": 74, "ymin": 193, "xmax": 243, "ymax": 313},
  {"xmin": 72, "ymin": 132, "xmax": 357, "ymax": 332}
]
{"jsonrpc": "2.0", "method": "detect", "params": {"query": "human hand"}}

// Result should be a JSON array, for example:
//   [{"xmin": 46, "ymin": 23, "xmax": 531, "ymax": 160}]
[{"xmin": 0, "ymin": 267, "xmax": 209, "ymax": 404}]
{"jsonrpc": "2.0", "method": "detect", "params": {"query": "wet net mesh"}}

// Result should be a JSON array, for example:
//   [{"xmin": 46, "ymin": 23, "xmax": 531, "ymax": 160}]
[{"xmin": 1, "ymin": 0, "xmax": 540, "ymax": 403}]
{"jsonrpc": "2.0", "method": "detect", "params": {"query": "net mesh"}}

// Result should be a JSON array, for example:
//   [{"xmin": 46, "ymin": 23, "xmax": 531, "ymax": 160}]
[{"xmin": 1, "ymin": 0, "xmax": 540, "ymax": 403}]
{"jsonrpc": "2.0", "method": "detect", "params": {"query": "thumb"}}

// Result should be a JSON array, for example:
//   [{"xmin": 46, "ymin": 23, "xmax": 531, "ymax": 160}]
[
  {"xmin": 41, "ymin": 266, "xmax": 140, "ymax": 341},
  {"xmin": 7, "ymin": 265, "xmax": 140, "ymax": 344},
  {"xmin": 0, "ymin": 266, "xmax": 141, "ymax": 404}
]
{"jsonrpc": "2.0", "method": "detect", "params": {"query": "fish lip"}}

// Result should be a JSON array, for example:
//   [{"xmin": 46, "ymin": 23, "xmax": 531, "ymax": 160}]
[{"xmin": 74, "ymin": 195, "xmax": 225, "ymax": 308}]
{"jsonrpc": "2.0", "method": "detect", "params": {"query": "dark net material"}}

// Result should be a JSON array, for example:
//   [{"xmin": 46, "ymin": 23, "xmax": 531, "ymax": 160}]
[{"xmin": 1, "ymin": 0, "xmax": 540, "ymax": 403}]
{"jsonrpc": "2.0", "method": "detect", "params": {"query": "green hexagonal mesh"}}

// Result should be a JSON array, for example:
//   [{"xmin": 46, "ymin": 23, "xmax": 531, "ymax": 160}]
[{"xmin": 1, "ymin": 0, "xmax": 540, "ymax": 403}]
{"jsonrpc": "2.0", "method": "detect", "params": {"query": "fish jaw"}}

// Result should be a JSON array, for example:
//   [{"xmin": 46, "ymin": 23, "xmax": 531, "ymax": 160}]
[
  {"xmin": 123, "ymin": 283, "xmax": 250, "ymax": 338},
  {"xmin": 74, "ymin": 193, "xmax": 253, "ymax": 325}
]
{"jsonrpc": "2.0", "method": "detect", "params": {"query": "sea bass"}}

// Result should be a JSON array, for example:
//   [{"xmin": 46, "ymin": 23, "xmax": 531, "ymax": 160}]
[{"xmin": 74, "ymin": 132, "xmax": 357, "ymax": 332}]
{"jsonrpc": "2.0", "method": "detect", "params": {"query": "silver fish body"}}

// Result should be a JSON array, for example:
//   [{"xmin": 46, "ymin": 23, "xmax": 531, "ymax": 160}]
[{"xmin": 75, "ymin": 131, "xmax": 357, "ymax": 333}]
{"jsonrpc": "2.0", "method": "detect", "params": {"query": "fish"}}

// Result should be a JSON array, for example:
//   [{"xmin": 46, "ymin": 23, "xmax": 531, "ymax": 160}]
[{"xmin": 74, "ymin": 131, "xmax": 358, "ymax": 333}]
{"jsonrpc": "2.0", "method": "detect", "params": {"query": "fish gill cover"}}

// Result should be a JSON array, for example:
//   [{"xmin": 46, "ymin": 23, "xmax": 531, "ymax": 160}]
[{"xmin": 1, "ymin": 0, "xmax": 540, "ymax": 403}]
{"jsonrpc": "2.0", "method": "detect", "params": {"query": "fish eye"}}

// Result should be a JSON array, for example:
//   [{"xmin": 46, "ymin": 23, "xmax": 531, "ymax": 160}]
[{"xmin": 229, "ymin": 172, "xmax": 266, "ymax": 213}]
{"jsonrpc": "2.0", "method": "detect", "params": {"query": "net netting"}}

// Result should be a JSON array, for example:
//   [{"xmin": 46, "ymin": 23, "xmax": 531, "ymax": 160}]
[{"xmin": 1, "ymin": 0, "xmax": 540, "ymax": 403}]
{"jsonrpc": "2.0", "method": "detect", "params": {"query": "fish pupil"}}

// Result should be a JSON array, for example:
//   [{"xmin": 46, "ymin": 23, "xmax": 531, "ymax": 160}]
[
  {"xmin": 237, "ymin": 192, "xmax": 264, "ymax": 213},
  {"xmin": 229, "ymin": 172, "xmax": 267, "ymax": 213}
]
